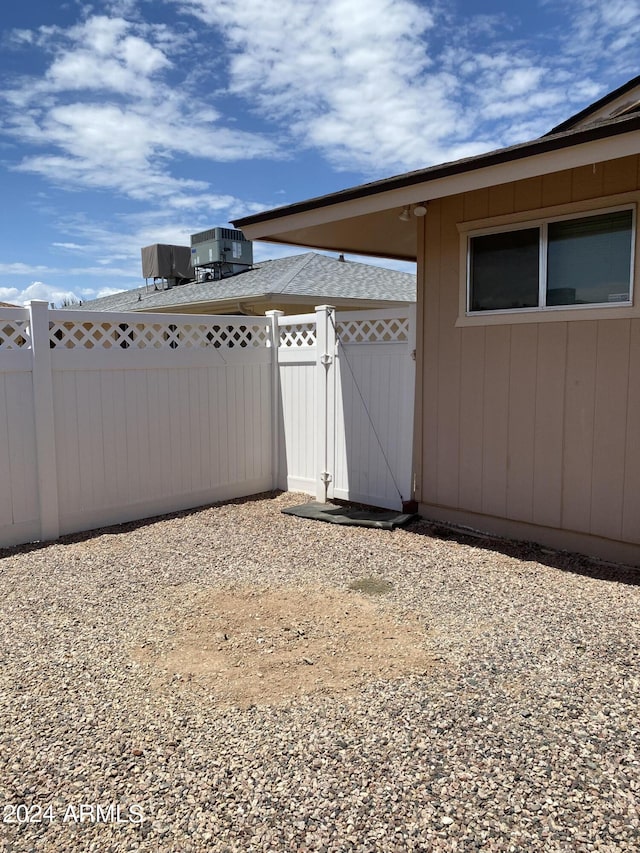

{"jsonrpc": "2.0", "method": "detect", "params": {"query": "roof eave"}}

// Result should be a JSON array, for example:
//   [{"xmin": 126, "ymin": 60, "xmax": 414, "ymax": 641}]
[
  {"xmin": 136, "ymin": 293, "xmax": 272, "ymax": 313},
  {"xmin": 233, "ymin": 115, "xmax": 640, "ymax": 238}
]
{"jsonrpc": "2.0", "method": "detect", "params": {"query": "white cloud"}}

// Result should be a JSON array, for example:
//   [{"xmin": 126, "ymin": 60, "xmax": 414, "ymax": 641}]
[
  {"xmin": 0, "ymin": 262, "xmax": 54, "ymax": 275},
  {"xmin": 43, "ymin": 17, "xmax": 170, "ymax": 98},
  {"xmin": 1, "ymin": 14, "xmax": 279, "ymax": 206},
  {"xmin": 95, "ymin": 285, "xmax": 128, "ymax": 298},
  {"xmin": 559, "ymin": 0, "xmax": 640, "ymax": 60},
  {"xmin": 176, "ymin": 0, "xmax": 640, "ymax": 174},
  {"xmin": 50, "ymin": 193, "xmax": 268, "ymax": 271},
  {"xmin": 0, "ymin": 282, "xmax": 83, "ymax": 307},
  {"xmin": 3, "ymin": 1, "xmax": 637, "ymax": 206},
  {"xmin": 178, "ymin": 0, "xmax": 458, "ymax": 173},
  {"xmin": 2, "ymin": 0, "xmax": 638, "ymax": 299}
]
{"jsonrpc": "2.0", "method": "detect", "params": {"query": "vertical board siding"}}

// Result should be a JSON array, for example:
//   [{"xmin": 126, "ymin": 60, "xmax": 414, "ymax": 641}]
[
  {"xmin": 506, "ymin": 325, "xmax": 538, "ymax": 522},
  {"xmin": 463, "ymin": 188, "xmax": 489, "ymax": 221},
  {"xmin": 435, "ymin": 195, "xmax": 464, "ymax": 509},
  {"xmin": 603, "ymin": 156, "xmax": 639, "ymax": 195},
  {"xmin": 622, "ymin": 320, "xmax": 640, "ymax": 543},
  {"xmin": 418, "ymin": 157, "xmax": 640, "ymax": 555},
  {"xmin": 481, "ymin": 326, "xmax": 511, "ymax": 519},
  {"xmin": 421, "ymin": 201, "xmax": 442, "ymax": 505},
  {"xmin": 571, "ymin": 164, "xmax": 605, "ymax": 201},
  {"xmin": 590, "ymin": 321, "xmax": 631, "ymax": 541},
  {"xmin": 514, "ymin": 177, "xmax": 542, "ymax": 212},
  {"xmin": 562, "ymin": 322, "xmax": 597, "ymax": 533},
  {"xmin": 488, "ymin": 183, "xmax": 515, "ymax": 217},
  {"xmin": 458, "ymin": 327, "xmax": 485, "ymax": 513},
  {"xmin": 532, "ymin": 323, "xmax": 567, "ymax": 529},
  {"xmin": 542, "ymin": 171, "xmax": 572, "ymax": 208}
]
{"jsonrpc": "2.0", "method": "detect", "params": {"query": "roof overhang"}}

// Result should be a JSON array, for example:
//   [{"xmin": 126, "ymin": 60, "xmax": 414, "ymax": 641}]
[
  {"xmin": 233, "ymin": 116, "xmax": 640, "ymax": 262},
  {"xmin": 136, "ymin": 291, "xmax": 413, "ymax": 315}
]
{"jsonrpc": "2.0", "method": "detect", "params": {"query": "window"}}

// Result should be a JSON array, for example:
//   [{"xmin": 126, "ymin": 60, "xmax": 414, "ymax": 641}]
[
  {"xmin": 467, "ymin": 207, "xmax": 634, "ymax": 314},
  {"xmin": 470, "ymin": 228, "xmax": 539, "ymax": 311}
]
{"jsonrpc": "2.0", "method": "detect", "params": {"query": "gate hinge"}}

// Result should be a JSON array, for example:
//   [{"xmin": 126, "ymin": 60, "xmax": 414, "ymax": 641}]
[
  {"xmin": 320, "ymin": 471, "xmax": 333, "ymax": 485},
  {"xmin": 320, "ymin": 353, "xmax": 333, "ymax": 366}
]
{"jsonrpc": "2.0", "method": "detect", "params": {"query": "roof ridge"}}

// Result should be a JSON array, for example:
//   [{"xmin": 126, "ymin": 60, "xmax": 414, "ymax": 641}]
[
  {"xmin": 275, "ymin": 252, "xmax": 316, "ymax": 294},
  {"xmin": 545, "ymin": 74, "xmax": 640, "ymax": 136}
]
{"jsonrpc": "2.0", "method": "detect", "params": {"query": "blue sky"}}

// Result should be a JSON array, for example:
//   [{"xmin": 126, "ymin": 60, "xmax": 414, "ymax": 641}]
[{"xmin": 0, "ymin": 0, "xmax": 638, "ymax": 306}]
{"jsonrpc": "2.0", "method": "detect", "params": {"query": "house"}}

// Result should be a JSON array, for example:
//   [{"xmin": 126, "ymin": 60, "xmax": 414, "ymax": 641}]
[
  {"xmin": 78, "ymin": 251, "xmax": 415, "ymax": 315},
  {"xmin": 233, "ymin": 75, "xmax": 640, "ymax": 566}
]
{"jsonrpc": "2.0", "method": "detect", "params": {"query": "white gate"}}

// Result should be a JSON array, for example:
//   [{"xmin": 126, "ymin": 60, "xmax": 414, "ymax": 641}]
[{"xmin": 275, "ymin": 305, "xmax": 415, "ymax": 511}]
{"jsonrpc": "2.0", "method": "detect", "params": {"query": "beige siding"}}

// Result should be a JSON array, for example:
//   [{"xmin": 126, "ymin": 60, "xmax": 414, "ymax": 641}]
[
  {"xmin": 482, "ymin": 326, "xmax": 510, "ymax": 519},
  {"xmin": 458, "ymin": 326, "xmax": 485, "ymax": 512},
  {"xmin": 514, "ymin": 176, "xmax": 542, "ymax": 211},
  {"xmin": 435, "ymin": 196, "xmax": 464, "ymax": 508},
  {"xmin": 532, "ymin": 323, "xmax": 566, "ymax": 529},
  {"xmin": 417, "ymin": 155, "xmax": 640, "ymax": 559},
  {"xmin": 590, "ymin": 320, "xmax": 630, "ymax": 541},
  {"xmin": 562, "ymin": 321, "xmax": 597, "ymax": 533},
  {"xmin": 506, "ymin": 324, "xmax": 537, "ymax": 522},
  {"xmin": 623, "ymin": 321, "xmax": 640, "ymax": 542},
  {"xmin": 421, "ymin": 198, "xmax": 442, "ymax": 506}
]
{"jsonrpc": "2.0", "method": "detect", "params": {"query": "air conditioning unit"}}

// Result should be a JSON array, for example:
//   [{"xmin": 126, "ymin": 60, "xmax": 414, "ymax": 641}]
[
  {"xmin": 190, "ymin": 227, "xmax": 253, "ymax": 269},
  {"xmin": 141, "ymin": 244, "xmax": 192, "ymax": 280}
]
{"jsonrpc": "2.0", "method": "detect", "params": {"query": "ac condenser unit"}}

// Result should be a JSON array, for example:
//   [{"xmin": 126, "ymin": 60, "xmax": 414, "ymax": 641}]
[{"xmin": 190, "ymin": 227, "xmax": 253, "ymax": 269}]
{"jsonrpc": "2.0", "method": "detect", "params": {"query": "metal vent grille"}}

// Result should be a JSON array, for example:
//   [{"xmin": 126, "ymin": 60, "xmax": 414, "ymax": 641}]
[{"xmin": 191, "ymin": 227, "xmax": 246, "ymax": 245}]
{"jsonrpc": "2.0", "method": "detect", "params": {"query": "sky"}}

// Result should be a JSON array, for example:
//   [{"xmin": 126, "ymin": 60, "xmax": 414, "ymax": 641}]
[{"xmin": 0, "ymin": 0, "xmax": 638, "ymax": 307}]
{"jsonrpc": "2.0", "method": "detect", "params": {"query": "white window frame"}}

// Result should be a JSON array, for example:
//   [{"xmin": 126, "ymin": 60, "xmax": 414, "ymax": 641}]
[{"xmin": 465, "ymin": 203, "xmax": 636, "ymax": 317}]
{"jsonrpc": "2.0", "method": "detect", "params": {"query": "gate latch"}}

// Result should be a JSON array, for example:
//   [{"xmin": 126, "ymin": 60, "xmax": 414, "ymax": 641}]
[{"xmin": 320, "ymin": 353, "xmax": 333, "ymax": 366}]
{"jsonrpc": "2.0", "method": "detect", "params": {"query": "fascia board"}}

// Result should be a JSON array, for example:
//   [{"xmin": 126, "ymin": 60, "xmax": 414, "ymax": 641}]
[{"xmin": 240, "ymin": 130, "xmax": 640, "ymax": 240}]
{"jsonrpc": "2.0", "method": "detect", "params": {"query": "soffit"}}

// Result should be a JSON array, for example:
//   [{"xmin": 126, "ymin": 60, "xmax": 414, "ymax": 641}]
[{"xmin": 235, "ymin": 118, "xmax": 640, "ymax": 261}]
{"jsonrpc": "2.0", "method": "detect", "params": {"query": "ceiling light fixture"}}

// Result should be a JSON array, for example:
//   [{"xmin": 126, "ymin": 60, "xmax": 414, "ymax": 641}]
[
  {"xmin": 413, "ymin": 203, "xmax": 428, "ymax": 217},
  {"xmin": 399, "ymin": 206, "xmax": 411, "ymax": 222}
]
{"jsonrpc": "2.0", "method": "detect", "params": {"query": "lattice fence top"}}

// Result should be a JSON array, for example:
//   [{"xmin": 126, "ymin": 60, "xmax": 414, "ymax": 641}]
[
  {"xmin": 279, "ymin": 323, "xmax": 317, "ymax": 348},
  {"xmin": 336, "ymin": 316, "xmax": 410, "ymax": 344},
  {"xmin": 0, "ymin": 319, "xmax": 31, "ymax": 350},
  {"xmin": 48, "ymin": 319, "xmax": 271, "ymax": 350}
]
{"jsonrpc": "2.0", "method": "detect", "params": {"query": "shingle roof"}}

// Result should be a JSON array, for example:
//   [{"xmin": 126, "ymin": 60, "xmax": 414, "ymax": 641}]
[{"xmin": 77, "ymin": 252, "xmax": 415, "ymax": 312}]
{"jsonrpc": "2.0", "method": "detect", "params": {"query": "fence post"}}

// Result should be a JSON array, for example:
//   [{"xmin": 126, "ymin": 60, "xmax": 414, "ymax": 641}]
[
  {"xmin": 28, "ymin": 300, "xmax": 60, "ymax": 542},
  {"xmin": 266, "ymin": 310, "xmax": 283, "ymax": 491},
  {"xmin": 315, "ymin": 305, "xmax": 335, "ymax": 503}
]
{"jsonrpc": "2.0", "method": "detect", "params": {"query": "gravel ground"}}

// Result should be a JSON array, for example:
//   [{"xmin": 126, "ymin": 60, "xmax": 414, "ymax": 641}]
[{"xmin": 1, "ymin": 490, "xmax": 639, "ymax": 852}]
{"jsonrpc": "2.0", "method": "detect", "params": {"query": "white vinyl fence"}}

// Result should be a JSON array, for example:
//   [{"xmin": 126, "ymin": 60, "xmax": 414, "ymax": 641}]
[
  {"xmin": 0, "ymin": 301, "xmax": 415, "ymax": 548},
  {"xmin": 275, "ymin": 305, "xmax": 416, "ymax": 511},
  {"xmin": 0, "ymin": 302, "xmax": 273, "ymax": 547}
]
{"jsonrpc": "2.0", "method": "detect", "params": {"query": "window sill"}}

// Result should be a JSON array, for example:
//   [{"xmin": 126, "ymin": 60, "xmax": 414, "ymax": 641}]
[{"xmin": 456, "ymin": 304, "xmax": 640, "ymax": 327}]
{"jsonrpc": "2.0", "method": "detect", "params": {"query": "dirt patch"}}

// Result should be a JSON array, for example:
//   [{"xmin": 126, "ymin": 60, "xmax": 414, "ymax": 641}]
[{"xmin": 133, "ymin": 585, "xmax": 432, "ymax": 707}]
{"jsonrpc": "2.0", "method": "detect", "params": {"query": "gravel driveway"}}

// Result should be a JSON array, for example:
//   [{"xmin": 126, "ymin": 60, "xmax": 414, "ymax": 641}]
[{"xmin": 1, "ymin": 491, "xmax": 639, "ymax": 852}]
